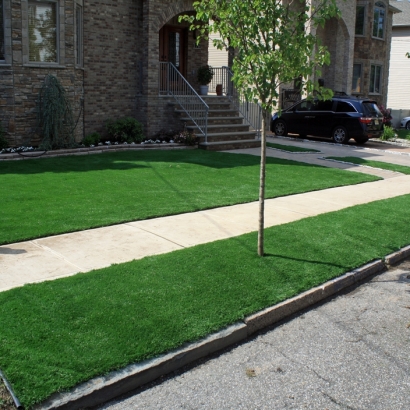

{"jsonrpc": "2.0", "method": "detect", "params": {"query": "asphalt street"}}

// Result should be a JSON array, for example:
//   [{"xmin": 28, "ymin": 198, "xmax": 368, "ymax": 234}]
[{"xmin": 99, "ymin": 257, "xmax": 410, "ymax": 410}]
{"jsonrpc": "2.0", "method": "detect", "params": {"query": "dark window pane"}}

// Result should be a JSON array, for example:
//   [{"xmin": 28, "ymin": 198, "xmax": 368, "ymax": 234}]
[
  {"xmin": 352, "ymin": 64, "xmax": 362, "ymax": 93},
  {"xmin": 336, "ymin": 101, "xmax": 357, "ymax": 113},
  {"xmin": 75, "ymin": 5, "xmax": 82, "ymax": 66},
  {"xmin": 28, "ymin": 2, "xmax": 57, "ymax": 62},
  {"xmin": 363, "ymin": 102, "xmax": 382, "ymax": 117},
  {"xmin": 296, "ymin": 101, "xmax": 312, "ymax": 111},
  {"xmin": 0, "ymin": 2, "xmax": 4, "ymax": 60},
  {"xmin": 355, "ymin": 6, "xmax": 365, "ymax": 35},
  {"xmin": 311, "ymin": 100, "xmax": 333, "ymax": 111},
  {"xmin": 373, "ymin": 2, "xmax": 385, "ymax": 39}
]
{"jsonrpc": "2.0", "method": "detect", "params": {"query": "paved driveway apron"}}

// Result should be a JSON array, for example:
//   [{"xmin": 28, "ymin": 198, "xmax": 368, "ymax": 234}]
[{"xmin": 99, "ymin": 258, "xmax": 410, "ymax": 410}]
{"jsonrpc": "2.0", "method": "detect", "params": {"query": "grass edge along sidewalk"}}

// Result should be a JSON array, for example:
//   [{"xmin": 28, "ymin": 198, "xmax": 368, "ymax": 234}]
[
  {"xmin": 325, "ymin": 157, "xmax": 410, "ymax": 175},
  {"xmin": 1, "ymin": 194, "xmax": 410, "ymax": 409},
  {"xmin": 0, "ymin": 150, "xmax": 378, "ymax": 245}
]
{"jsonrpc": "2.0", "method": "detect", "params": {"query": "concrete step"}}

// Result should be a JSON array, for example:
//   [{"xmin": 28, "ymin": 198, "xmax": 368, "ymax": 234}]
[
  {"xmin": 187, "ymin": 124, "xmax": 251, "ymax": 134},
  {"xmin": 198, "ymin": 131, "xmax": 258, "ymax": 143},
  {"xmin": 175, "ymin": 109, "xmax": 240, "ymax": 118},
  {"xmin": 199, "ymin": 139, "xmax": 261, "ymax": 151},
  {"xmin": 180, "ymin": 116, "xmax": 244, "ymax": 126}
]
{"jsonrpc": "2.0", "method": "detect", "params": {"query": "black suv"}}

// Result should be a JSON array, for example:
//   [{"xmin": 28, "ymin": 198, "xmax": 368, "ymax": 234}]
[{"xmin": 270, "ymin": 95, "xmax": 384, "ymax": 144}]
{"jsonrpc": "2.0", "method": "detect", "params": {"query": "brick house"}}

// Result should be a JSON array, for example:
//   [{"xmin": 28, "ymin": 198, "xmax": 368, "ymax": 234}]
[
  {"xmin": 0, "ymin": 1, "xmax": 399, "ymax": 147},
  {"xmin": 0, "ymin": 0, "xmax": 209, "ymax": 147}
]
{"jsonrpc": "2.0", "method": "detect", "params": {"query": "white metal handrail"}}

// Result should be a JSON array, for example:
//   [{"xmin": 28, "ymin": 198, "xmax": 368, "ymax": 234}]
[
  {"xmin": 159, "ymin": 62, "xmax": 209, "ymax": 142},
  {"xmin": 211, "ymin": 66, "xmax": 263, "ymax": 138}
]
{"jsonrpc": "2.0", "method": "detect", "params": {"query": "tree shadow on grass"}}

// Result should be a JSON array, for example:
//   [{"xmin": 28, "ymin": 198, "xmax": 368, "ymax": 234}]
[{"xmin": 0, "ymin": 150, "xmax": 322, "ymax": 175}]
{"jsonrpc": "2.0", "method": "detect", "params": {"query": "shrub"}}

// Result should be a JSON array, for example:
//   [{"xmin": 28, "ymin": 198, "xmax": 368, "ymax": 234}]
[
  {"xmin": 105, "ymin": 117, "xmax": 144, "ymax": 144},
  {"xmin": 37, "ymin": 74, "xmax": 75, "ymax": 150},
  {"xmin": 0, "ymin": 122, "xmax": 9, "ymax": 150},
  {"xmin": 197, "ymin": 65, "xmax": 214, "ymax": 85},
  {"xmin": 82, "ymin": 132, "xmax": 101, "ymax": 147},
  {"xmin": 380, "ymin": 125, "xmax": 396, "ymax": 141},
  {"xmin": 173, "ymin": 130, "xmax": 198, "ymax": 146}
]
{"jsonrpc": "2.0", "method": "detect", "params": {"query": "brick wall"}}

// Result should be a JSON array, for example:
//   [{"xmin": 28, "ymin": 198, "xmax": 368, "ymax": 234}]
[{"xmin": 0, "ymin": 0, "xmax": 83, "ymax": 147}]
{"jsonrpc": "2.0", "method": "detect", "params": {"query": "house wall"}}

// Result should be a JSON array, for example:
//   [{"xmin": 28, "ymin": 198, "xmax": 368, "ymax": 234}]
[
  {"xmin": 353, "ymin": 1, "xmax": 393, "ymax": 107},
  {"xmin": 0, "ymin": 0, "xmax": 83, "ymax": 147},
  {"xmin": 1, "ymin": 0, "xmax": 207, "ymax": 146},
  {"xmin": 387, "ymin": 26, "xmax": 410, "ymax": 110}
]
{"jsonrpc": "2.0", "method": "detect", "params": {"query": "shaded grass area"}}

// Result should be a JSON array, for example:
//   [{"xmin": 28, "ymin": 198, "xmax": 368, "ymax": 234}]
[
  {"xmin": 325, "ymin": 156, "xmax": 410, "ymax": 175},
  {"xmin": 0, "ymin": 194, "xmax": 409, "ymax": 408},
  {"xmin": 0, "ymin": 150, "xmax": 377, "ymax": 245},
  {"xmin": 396, "ymin": 129, "xmax": 410, "ymax": 140},
  {"xmin": 267, "ymin": 142, "xmax": 320, "ymax": 153}
]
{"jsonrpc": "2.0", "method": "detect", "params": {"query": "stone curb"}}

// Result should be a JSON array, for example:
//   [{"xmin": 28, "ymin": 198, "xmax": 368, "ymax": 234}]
[
  {"xmin": 0, "ymin": 144, "xmax": 196, "ymax": 161},
  {"xmin": 34, "ymin": 248, "xmax": 409, "ymax": 410}
]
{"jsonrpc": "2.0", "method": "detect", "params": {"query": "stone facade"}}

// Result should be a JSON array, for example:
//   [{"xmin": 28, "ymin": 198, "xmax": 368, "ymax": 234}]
[
  {"xmin": 1, "ymin": 0, "xmax": 207, "ymax": 146},
  {"xmin": 315, "ymin": 0, "xmax": 396, "ymax": 107},
  {"xmin": 0, "ymin": 0, "xmax": 396, "ymax": 147}
]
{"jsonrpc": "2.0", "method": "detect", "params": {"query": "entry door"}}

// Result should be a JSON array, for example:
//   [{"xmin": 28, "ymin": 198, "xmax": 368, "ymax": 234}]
[{"xmin": 159, "ymin": 26, "xmax": 186, "ymax": 76}]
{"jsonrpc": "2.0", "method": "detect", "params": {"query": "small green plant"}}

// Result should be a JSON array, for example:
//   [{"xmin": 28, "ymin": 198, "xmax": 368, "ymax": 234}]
[
  {"xmin": 105, "ymin": 117, "xmax": 144, "ymax": 143},
  {"xmin": 197, "ymin": 65, "xmax": 214, "ymax": 85},
  {"xmin": 173, "ymin": 130, "xmax": 198, "ymax": 145},
  {"xmin": 82, "ymin": 132, "xmax": 101, "ymax": 147},
  {"xmin": 380, "ymin": 125, "xmax": 396, "ymax": 141},
  {"xmin": 0, "ymin": 122, "xmax": 9, "ymax": 150}
]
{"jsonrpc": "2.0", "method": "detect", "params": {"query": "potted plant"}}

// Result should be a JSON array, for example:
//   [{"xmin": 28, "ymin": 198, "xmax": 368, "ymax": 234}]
[{"xmin": 197, "ymin": 65, "xmax": 214, "ymax": 95}]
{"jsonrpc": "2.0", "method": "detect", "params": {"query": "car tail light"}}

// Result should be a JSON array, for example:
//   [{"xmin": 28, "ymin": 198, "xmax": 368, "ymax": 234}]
[{"xmin": 360, "ymin": 117, "xmax": 372, "ymax": 125}]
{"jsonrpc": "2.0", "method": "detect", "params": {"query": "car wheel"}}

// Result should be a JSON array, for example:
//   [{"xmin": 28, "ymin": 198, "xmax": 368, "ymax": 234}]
[
  {"xmin": 406, "ymin": 121, "xmax": 410, "ymax": 131},
  {"xmin": 274, "ymin": 120, "xmax": 288, "ymax": 136},
  {"xmin": 332, "ymin": 126, "xmax": 349, "ymax": 144},
  {"xmin": 354, "ymin": 137, "xmax": 368, "ymax": 145}
]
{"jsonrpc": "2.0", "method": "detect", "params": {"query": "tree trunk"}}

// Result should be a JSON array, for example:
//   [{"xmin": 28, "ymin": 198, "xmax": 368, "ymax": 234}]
[{"xmin": 258, "ymin": 112, "xmax": 267, "ymax": 257}]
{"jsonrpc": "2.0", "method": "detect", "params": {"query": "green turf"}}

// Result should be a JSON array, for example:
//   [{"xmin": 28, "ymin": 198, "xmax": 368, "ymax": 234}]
[
  {"xmin": 267, "ymin": 142, "xmax": 320, "ymax": 153},
  {"xmin": 396, "ymin": 129, "xmax": 410, "ymax": 140},
  {"xmin": 0, "ymin": 150, "xmax": 378, "ymax": 245},
  {"xmin": 325, "ymin": 156, "xmax": 410, "ymax": 175},
  {"xmin": 0, "ymin": 194, "xmax": 409, "ymax": 408}
]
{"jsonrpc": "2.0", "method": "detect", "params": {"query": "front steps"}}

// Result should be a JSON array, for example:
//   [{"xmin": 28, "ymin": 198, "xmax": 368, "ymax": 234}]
[{"xmin": 175, "ymin": 96, "xmax": 261, "ymax": 151}]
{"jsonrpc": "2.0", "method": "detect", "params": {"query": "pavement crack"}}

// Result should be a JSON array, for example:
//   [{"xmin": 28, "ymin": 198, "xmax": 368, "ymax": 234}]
[{"xmin": 322, "ymin": 392, "xmax": 357, "ymax": 409}]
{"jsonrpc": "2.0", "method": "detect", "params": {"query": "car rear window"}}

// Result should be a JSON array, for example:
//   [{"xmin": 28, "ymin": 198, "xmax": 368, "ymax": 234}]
[
  {"xmin": 335, "ymin": 101, "xmax": 357, "ymax": 113},
  {"xmin": 362, "ymin": 102, "xmax": 382, "ymax": 117}
]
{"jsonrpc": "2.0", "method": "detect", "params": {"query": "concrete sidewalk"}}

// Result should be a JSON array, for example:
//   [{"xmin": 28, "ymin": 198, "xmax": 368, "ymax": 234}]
[{"xmin": 1, "ymin": 173, "xmax": 410, "ymax": 293}]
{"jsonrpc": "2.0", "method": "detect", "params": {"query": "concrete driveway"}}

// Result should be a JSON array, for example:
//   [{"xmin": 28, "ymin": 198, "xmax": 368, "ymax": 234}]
[{"xmin": 99, "ymin": 257, "xmax": 410, "ymax": 410}]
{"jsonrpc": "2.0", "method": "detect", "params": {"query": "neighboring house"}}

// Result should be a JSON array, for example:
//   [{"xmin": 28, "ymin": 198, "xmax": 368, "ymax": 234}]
[
  {"xmin": 0, "ymin": 1, "xmax": 399, "ymax": 147},
  {"xmin": 387, "ymin": 0, "xmax": 410, "ymax": 124}
]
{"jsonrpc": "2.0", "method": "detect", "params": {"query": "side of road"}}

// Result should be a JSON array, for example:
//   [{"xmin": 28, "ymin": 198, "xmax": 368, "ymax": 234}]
[{"xmin": 33, "ymin": 245, "xmax": 410, "ymax": 410}]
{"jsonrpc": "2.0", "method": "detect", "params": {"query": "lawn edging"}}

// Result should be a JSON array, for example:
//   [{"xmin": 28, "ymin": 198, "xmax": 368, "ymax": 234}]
[{"xmin": 33, "ymin": 244, "xmax": 410, "ymax": 410}]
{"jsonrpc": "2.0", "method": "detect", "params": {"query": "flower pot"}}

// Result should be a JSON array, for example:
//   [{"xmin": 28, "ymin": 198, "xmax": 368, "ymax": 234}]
[
  {"xmin": 199, "ymin": 85, "xmax": 209, "ymax": 95},
  {"xmin": 216, "ymin": 84, "xmax": 223, "ymax": 96}
]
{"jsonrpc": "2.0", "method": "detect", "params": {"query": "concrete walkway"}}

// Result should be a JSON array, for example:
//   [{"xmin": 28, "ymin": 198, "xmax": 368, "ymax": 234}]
[{"xmin": 1, "ymin": 139, "xmax": 410, "ymax": 293}]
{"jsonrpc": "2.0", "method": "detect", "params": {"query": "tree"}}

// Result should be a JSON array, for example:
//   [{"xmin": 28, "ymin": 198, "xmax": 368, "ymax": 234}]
[{"xmin": 183, "ymin": 0, "xmax": 340, "ymax": 256}]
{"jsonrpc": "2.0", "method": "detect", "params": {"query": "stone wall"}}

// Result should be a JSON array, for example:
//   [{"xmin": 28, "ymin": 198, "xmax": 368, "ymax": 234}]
[{"xmin": 0, "ymin": 0, "xmax": 83, "ymax": 147}]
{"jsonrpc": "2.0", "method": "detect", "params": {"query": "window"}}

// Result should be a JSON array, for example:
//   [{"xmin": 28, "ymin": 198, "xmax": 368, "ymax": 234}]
[
  {"xmin": 336, "ymin": 101, "xmax": 357, "ymax": 113},
  {"xmin": 369, "ymin": 64, "xmax": 382, "ymax": 94},
  {"xmin": 311, "ymin": 100, "xmax": 333, "ymax": 111},
  {"xmin": 1, "ymin": 0, "xmax": 4, "ymax": 60},
  {"xmin": 373, "ymin": 2, "xmax": 385, "ymax": 39},
  {"xmin": 28, "ymin": 1, "xmax": 58, "ymax": 63},
  {"xmin": 352, "ymin": 64, "xmax": 362, "ymax": 94},
  {"xmin": 355, "ymin": 5, "xmax": 365, "ymax": 36},
  {"xmin": 75, "ymin": 1, "xmax": 83, "ymax": 66}
]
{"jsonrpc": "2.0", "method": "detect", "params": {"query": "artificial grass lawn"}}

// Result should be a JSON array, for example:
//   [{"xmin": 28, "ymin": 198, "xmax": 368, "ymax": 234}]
[
  {"xmin": 0, "ymin": 150, "xmax": 378, "ymax": 245},
  {"xmin": 396, "ymin": 129, "xmax": 410, "ymax": 140},
  {"xmin": 1, "ymin": 194, "xmax": 410, "ymax": 408},
  {"xmin": 325, "ymin": 156, "xmax": 410, "ymax": 175},
  {"xmin": 267, "ymin": 142, "xmax": 320, "ymax": 153}
]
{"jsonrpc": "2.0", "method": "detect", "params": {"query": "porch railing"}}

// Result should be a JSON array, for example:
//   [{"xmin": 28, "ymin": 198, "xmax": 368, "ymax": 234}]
[
  {"xmin": 212, "ymin": 66, "xmax": 263, "ymax": 139},
  {"xmin": 159, "ymin": 62, "xmax": 209, "ymax": 143}
]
